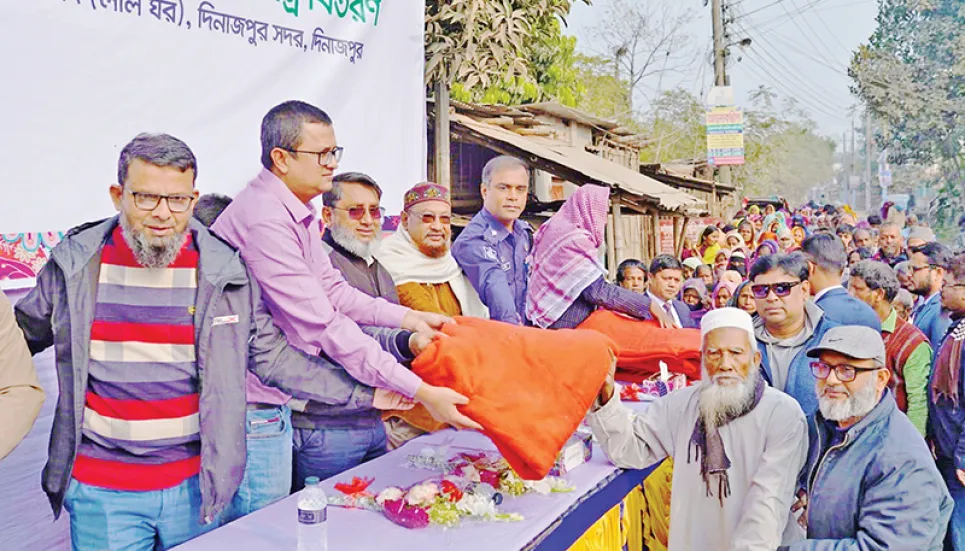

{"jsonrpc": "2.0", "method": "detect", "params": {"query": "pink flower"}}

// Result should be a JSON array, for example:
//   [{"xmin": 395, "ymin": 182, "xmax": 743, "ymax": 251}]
[{"xmin": 382, "ymin": 499, "xmax": 430, "ymax": 529}]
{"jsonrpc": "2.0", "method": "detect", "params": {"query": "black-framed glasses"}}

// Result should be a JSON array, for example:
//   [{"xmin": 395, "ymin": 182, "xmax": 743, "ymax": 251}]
[
  {"xmin": 125, "ymin": 190, "xmax": 194, "ymax": 213},
  {"xmin": 334, "ymin": 205, "xmax": 385, "ymax": 221},
  {"xmin": 412, "ymin": 212, "xmax": 452, "ymax": 225},
  {"xmin": 751, "ymin": 280, "xmax": 802, "ymax": 299},
  {"xmin": 283, "ymin": 146, "xmax": 343, "ymax": 166},
  {"xmin": 810, "ymin": 361, "xmax": 880, "ymax": 383},
  {"xmin": 910, "ymin": 264, "xmax": 934, "ymax": 273}
]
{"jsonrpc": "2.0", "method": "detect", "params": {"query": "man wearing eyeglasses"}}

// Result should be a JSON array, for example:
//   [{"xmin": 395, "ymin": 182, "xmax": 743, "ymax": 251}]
[
  {"xmin": 780, "ymin": 325, "xmax": 951, "ymax": 550},
  {"xmin": 909, "ymin": 242, "xmax": 954, "ymax": 347},
  {"xmin": 750, "ymin": 252, "xmax": 839, "ymax": 415},
  {"xmin": 212, "ymin": 102, "xmax": 483, "ymax": 491},
  {"xmin": 929, "ymin": 253, "xmax": 965, "ymax": 550},
  {"xmin": 377, "ymin": 182, "xmax": 490, "ymax": 448},
  {"xmin": 13, "ymin": 133, "xmax": 396, "ymax": 549}
]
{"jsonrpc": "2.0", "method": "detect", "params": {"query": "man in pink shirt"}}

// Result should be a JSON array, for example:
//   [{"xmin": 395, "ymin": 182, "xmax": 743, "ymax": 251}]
[{"xmin": 213, "ymin": 101, "xmax": 480, "ymax": 501}]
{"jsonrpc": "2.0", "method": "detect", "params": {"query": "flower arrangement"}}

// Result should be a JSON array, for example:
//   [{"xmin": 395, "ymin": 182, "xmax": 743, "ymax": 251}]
[{"xmin": 332, "ymin": 450, "xmax": 575, "ymax": 530}]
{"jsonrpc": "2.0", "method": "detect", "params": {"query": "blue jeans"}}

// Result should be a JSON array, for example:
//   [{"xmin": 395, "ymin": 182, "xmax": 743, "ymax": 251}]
[
  {"xmin": 223, "ymin": 405, "xmax": 293, "ymax": 524},
  {"xmin": 940, "ymin": 459, "xmax": 965, "ymax": 551},
  {"xmin": 291, "ymin": 423, "xmax": 388, "ymax": 491},
  {"xmin": 63, "ymin": 475, "xmax": 217, "ymax": 551}
]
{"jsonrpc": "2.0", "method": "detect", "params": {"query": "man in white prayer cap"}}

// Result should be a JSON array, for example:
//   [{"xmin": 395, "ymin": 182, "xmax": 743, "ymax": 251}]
[{"xmin": 587, "ymin": 307, "xmax": 809, "ymax": 551}]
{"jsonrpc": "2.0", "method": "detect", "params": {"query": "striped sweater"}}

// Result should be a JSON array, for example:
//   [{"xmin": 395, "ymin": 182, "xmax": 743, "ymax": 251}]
[{"xmin": 72, "ymin": 226, "xmax": 201, "ymax": 491}]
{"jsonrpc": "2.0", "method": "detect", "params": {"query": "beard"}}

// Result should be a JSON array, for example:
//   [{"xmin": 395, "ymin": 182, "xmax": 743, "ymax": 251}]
[
  {"xmin": 119, "ymin": 216, "xmax": 186, "ymax": 270},
  {"xmin": 329, "ymin": 224, "xmax": 382, "ymax": 261},
  {"xmin": 817, "ymin": 378, "xmax": 879, "ymax": 421},
  {"xmin": 416, "ymin": 239, "xmax": 449, "ymax": 259},
  {"xmin": 698, "ymin": 365, "xmax": 760, "ymax": 428}
]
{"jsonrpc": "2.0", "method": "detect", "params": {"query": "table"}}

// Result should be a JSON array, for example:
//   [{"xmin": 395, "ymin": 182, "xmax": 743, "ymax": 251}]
[{"xmin": 177, "ymin": 425, "xmax": 655, "ymax": 551}]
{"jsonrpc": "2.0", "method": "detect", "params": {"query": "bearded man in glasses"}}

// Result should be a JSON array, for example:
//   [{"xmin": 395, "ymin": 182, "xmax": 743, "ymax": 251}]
[
  {"xmin": 376, "ymin": 182, "xmax": 490, "ymax": 447},
  {"xmin": 780, "ymin": 325, "xmax": 950, "ymax": 550},
  {"xmin": 750, "ymin": 252, "xmax": 840, "ymax": 415}
]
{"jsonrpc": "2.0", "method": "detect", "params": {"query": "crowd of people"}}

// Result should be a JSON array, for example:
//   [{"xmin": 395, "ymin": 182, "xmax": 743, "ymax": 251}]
[{"xmin": 0, "ymin": 98, "xmax": 964, "ymax": 550}]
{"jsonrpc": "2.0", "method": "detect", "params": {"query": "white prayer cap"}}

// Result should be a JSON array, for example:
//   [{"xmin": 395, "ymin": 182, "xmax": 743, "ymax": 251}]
[{"xmin": 700, "ymin": 307, "xmax": 757, "ymax": 350}]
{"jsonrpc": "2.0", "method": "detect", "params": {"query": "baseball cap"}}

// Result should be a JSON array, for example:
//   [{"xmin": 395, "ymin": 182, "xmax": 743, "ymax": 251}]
[{"xmin": 805, "ymin": 325, "xmax": 885, "ymax": 366}]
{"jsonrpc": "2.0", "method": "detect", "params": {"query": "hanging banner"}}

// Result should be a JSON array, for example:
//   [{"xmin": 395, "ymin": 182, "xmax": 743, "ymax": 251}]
[
  {"xmin": 0, "ymin": 0, "xmax": 426, "ymax": 286},
  {"xmin": 706, "ymin": 108, "xmax": 745, "ymax": 166}
]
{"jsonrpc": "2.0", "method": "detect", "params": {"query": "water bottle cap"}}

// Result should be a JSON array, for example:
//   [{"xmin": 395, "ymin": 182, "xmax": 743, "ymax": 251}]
[{"xmin": 305, "ymin": 476, "xmax": 320, "ymax": 486}]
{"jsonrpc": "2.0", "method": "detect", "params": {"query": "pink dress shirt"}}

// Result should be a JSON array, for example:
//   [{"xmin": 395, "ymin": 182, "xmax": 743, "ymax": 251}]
[{"xmin": 212, "ymin": 169, "xmax": 421, "ymax": 403}]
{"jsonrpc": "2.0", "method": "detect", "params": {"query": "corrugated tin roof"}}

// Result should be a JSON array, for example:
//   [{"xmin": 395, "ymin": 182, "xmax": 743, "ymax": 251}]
[{"xmin": 450, "ymin": 113, "xmax": 702, "ymax": 213}]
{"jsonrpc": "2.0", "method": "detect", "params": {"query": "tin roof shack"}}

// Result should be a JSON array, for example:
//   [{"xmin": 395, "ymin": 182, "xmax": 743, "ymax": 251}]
[
  {"xmin": 428, "ymin": 100, "xmax": 705, "ymax": 277},
  {"xmin": 640, "ymin": 160, "xmax": 739, "ymax": 220}
]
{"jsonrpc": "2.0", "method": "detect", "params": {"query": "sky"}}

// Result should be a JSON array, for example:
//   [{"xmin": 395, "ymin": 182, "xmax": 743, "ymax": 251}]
[{"xmin": 565, "ymin": 0, "xmax": 880, "ymax": 147}]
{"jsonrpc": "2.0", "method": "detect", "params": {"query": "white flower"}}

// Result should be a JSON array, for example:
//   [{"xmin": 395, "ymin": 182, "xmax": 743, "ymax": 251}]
[
  {"xmin": 405, "ymin": 482, "xmax": 439, "ymax": 506},
  {"xmin": 375, "ymin": 487, "xmax": 404, "ymax": 506},
  {"xmin": 456, "ymin": 494, "xmax": 496, "ymax": 518},
  {"xmin": 524, "ymin": 479, "xmax": 553, "ymax": 495}
]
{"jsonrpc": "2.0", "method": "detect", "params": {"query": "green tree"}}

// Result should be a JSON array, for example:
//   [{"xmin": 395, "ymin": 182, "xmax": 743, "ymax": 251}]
[
  {"xmin": 639, "ymin": 88, "xmax": 706, "ymax": 163},
  {"xmin": 425, "ymin": 0, "xmax": 589, "ymax": 106},
  {"xmin": 572, "ymin": 54, "xmax": 633, "ymax": 123},
  {"xmin": 849, "ymin": 0, "xmax": 965, "ymax": 234}
]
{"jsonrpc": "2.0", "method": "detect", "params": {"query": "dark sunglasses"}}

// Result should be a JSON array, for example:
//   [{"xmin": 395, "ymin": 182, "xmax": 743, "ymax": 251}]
[
  {"xmin": 334, "ymin": 206, "xmax": 385, "ymax": 221},
  {"xmin": 810, "ymin": 361, "xmax": 880, "ymax": 383},
  {"xmin": 751, "ymin": 280, "xmax": 802, "ymax": 299}
]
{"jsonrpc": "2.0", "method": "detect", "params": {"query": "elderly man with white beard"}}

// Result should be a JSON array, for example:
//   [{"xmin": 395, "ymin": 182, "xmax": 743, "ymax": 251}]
[
  {"xmin": 780, "ymin": 325, "xmax": 951, "ymax": 551},
  {"xmin": 587, "ymin": 307, "xmax": 808, "ymax": 551}
]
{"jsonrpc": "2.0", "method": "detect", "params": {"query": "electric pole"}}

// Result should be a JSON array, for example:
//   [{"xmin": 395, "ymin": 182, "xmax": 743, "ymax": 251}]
[
  {"xmin": 711, "ymin": 0, "xmax": 731, "ymax": 185},
  {"xmin": 842, "ymin": 131, "xmax": 849, "ymax": 204},
  {"xmin": 865, "ymin": 111, "xmax": 873, "ymax": 214},
  {"xmin": 851, "ymin": 115, "xmax": 856, "ymax": 210}
]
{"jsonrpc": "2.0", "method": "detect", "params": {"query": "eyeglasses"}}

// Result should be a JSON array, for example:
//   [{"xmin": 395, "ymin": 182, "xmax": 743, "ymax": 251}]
[
  {"xmin": 125, "ymin": 190, "xmax": 194, "ymax": 213},
  {"xmin": 411, "ymin": 212, "xmax": 452, "ymax": 225},
  {"xmin": 751, "ymin": 280, "xmax": 802, "ymax": 299},
  {"xmin": 810, "ymin": 361, "xmax": 880, "ymax": 383},
  {"xmin": 283, "ymin": 147, "xmax": 344, "ymax": 166},
  {"xmin": 910, "ymin": 264, "xmax": 934, "ymax": 273},
  {"xmin": 334, "ymin": 205, "xmax": 385, "ymax": 220}
]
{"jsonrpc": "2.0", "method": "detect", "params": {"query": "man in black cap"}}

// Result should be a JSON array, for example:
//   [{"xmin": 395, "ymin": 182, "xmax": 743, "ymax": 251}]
[{"xmin": 781, "ymin": 325, "xmax": 951, "ymax": 550}]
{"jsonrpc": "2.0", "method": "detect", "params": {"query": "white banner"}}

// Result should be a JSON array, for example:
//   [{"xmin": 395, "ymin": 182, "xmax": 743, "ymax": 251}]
[{"xmin": 0, "ymin": 0, "xmax": 427, "ymax": 234}]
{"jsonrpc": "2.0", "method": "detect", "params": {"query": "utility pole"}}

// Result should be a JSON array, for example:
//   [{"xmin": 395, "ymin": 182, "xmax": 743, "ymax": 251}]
[
  {"xmin": 711, "ymin": 0, "xmax": 731, "ymax": 185},
  {"xmin": 865, "ymin": 111, "xmax": 873, "ymax": 214},
  {"xmin": 842, "ymin": 131, "xmax": 849, "ymax": 204},
  {"xmin": 851, "ymin": 115, "xmax": 856, "ymax": 210}
]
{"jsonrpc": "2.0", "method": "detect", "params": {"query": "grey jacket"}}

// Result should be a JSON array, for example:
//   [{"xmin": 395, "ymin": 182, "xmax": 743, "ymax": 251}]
[
  {"xmin": 787, "ymin": 391, "xmax": 952, "ymax": 551},
  {"xmin": 15, "ymin": 217, "xmax": 375, "ymax": 523}
]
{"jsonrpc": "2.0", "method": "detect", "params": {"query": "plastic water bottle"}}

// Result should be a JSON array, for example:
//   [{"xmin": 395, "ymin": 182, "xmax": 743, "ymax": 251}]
[{"xmin": 297, "ymin": 476, "xmax": 328, "ymax": 551}]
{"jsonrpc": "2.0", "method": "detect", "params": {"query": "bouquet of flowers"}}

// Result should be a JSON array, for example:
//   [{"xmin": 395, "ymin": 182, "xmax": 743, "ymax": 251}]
[{"xmin": 332, "ymin": 449, "xmax": 575, "ymax": 530}]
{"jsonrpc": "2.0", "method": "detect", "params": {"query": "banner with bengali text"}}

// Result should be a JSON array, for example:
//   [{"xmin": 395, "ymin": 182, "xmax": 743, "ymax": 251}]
[{"xmin": 0, "ymin": 0, "xmax": 426, "ymax": 286}]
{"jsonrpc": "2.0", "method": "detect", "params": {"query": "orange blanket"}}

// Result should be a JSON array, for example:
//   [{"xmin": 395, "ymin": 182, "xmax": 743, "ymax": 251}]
[
  {"xmin": 412, "ymin": 317, "xmax": 615, "ymax": 480},
  {"xmin": 578, "ymin": 310, "xmax": 702, "ymax": 381}
]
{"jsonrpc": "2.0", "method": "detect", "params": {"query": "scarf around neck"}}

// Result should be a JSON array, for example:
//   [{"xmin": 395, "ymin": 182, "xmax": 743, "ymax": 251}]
[
  {"xmin": 688, "ymin": 375, "xmax": 766, "ymax": 507},
  {"xmin": 932, "ymin": 319, "xmax": 965, "ymax": 407},
  {"xmin": 376, "ymin": 229, "xmax": 489, "ymax": 319}
]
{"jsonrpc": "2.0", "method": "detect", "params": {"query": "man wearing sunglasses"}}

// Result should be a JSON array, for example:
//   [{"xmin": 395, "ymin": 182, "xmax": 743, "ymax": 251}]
[
  {"xmin": 909, "ymin": 241, "xmax": 954, "ymax": 347},
  {"xmin": 750, "ymin": 252, "xmax": 839, "ymax": 415},
  {"xmin": 780, "ymin": 325, "xmax": 950, "ymax": 550},
  {"xmin": 930, "ymin": 253, "xmax": 965, "ymax": 550},
  {"xmin": 377, "ymin": 182, "xmax": 490, "ymax": 447}
]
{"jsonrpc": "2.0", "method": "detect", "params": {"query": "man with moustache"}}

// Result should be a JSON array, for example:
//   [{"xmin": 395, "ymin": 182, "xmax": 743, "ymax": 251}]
[
  {"xmin": 909, "ymin": 241, "xmax": 954, "ymax": 346},
  {"xmin": 453, "ymin": 156, "xmax": 533, "ymax": 325},
  {"xmin": 873, "ymin": 222, "xmax": 908, "ymax": 268},
  {"xmin": 377, "ymin": 183, "xmax": 488, "ymax": 319},
  {"xmin": 781, "ymin": 326, "xmax": 951, "ymax": 550},
  {"xmin": 376, "ymin": 183, "xmax": 489, "ymax": 447},
  {"xmin": 13, "ymin": 133, "xmax": 390, "ymax": 549},
  {"xmin": 587, "ymin": 308, "xmax": 808, "ymax": 551}
]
